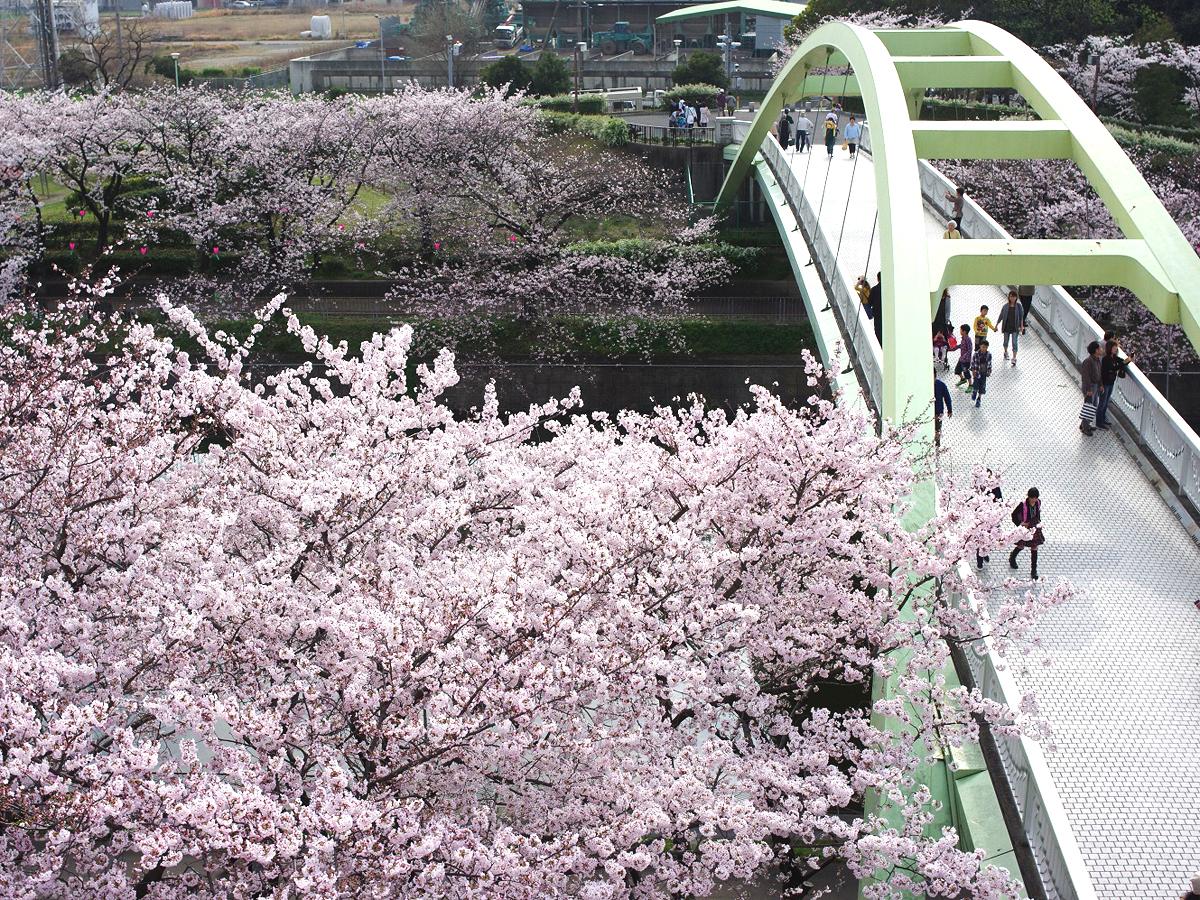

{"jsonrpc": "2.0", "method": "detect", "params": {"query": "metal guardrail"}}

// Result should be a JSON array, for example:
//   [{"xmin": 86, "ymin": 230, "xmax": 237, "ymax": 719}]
[
  {"xmin": 746, "ymin": 125, "xmax": 1100, "ymax": 900},
  {"xmin": 950, "ymin": 569, "xmax": 1098, "ymax": 900},
  {"xmin": 917, "ymin": 161, "xmax": 1200, "ymax": 519},
  {"xmin": 757, "ymin": 133, "xmax": 884, "ymax": 408},
  {"xmin": 627, "ymin": 124, "xmax": 716, "ymax": 145}
]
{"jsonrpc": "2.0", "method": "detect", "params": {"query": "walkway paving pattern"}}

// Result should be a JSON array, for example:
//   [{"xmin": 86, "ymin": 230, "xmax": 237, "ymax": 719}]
[{"xmin": 770, "ymin": 136, "xmax": 1200, "ymax": 899}]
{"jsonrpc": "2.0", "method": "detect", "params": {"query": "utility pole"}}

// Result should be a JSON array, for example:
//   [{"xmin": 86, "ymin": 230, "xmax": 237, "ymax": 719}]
[
  {"xmin": 446, "ymin": 34, "xmax": 460, "ymax": 88},
  {"xmin": 374, "ymin": 14, "xmax": 385, "ymax": 93},
  {"xmin": 33, "ymin": 0, "xmax": 61, "ymax": 89},
  {"xmin": 573, "ymin": 40, "xmax": 585, "ymax": 111}
]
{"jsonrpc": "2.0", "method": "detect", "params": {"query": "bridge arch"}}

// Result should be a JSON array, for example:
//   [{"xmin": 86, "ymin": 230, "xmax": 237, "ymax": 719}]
[{"xmin": 716, "ymin": 19, "xmax": 1200, "ymax": 435}]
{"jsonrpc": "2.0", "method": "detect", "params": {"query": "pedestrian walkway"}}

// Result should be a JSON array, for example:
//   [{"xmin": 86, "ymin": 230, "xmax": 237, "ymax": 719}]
[{"xmin": 774, "ymin": 137, "xmax": 1200, "ymax": 899}]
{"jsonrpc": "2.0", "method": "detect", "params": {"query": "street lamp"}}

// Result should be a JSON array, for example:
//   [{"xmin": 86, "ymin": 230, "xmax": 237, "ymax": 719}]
[
  {"xmin": 1088, "ymin": 51, "xmax": 1101, "ymax": 112},
  {"xmin": 573, "ymin": 40, "xmax": 587, "ymax": 112},
  {"xmin": 716, "ymin": 34, "xmax": 740, "ymax": 84},
  {"xmin": 672, "ymin": 37, "xmax": 681, "ymax": 61},
  {"xmin": 373, "ymin": 15, "xmax": 385, "ymax": 94},
  {"xmin": 446, "ymin": 35, "xmax": 461, "ymax": 88},
  {"xmin": 169, "ymin": 51, "xmax": 180, "ymax": 88}
]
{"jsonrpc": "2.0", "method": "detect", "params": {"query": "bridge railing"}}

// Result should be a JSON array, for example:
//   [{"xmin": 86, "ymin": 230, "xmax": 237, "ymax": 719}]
[
  {"xmin": 756, "ymin": 133, "xmax": 885, "ymax": 408},
  {"xmin": 733, "ymin": 121, "xmax": 1098, "ymax": 899},
  {"xmin": 917, "ymin": 162, "xmax": 1200, "ymax": 517},
  {"xmin": 628, "ymin": 124, "xmax": 716, "ymax": 145},
  {"xmin": 947, "ymin": 570, "xmax": 1098, "ymax": 900}
]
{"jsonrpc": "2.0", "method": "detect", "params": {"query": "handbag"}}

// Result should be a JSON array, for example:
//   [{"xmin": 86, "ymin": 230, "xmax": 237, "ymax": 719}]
[
  {"xmin": 1080, "ymin": 398, "xmax": 1097, "ymax": 425},
  {"xmin": 947, "ymin": 335, "xmax": 958, "ymax": 351}
]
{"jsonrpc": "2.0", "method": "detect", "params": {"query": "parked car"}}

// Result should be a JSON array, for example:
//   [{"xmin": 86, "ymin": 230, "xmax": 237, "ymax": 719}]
[
  {"xmin": 259, "ymin": 0, "xmax": 289, "ymax": 8},
  {"xmin": 226, "ymin": 0, "xmax": 256, "ymax": 8}
]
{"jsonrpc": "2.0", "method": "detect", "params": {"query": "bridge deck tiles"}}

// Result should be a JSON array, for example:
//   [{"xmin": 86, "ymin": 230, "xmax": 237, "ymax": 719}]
[{"xmin": 773, "ymin": 139, "xmax": 1200, "ymax": 900}]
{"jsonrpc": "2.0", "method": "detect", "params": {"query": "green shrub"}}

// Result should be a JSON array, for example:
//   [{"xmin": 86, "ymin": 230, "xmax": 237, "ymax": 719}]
[
  {"xmin": 529, "ymin": 51, "xmax": 571, "ymax": 96},
  {"xmin": 671, "ymin": 51, "xmax": 727, "ymax": 89},
  {"xmin": 200, "ymin": 67, "xmax": 226, "ymax": 77},
  {"xmin": 663, "ymin": 83, "xmax": 722, "ymax": 110},
  {"xmin": 1106, "ymin": 124, "xmax": 1199, "ymax": 156},
  {"xmin": 532, "ymin": 93, "xmax": 607, "ymax": 114},
  {"xmin": 479, "ymin": 55, "xmax": 531, "ymax": 96},
  {"xmin": 538, "ymin": 111, "xmax": 629, "ymax": 146}
]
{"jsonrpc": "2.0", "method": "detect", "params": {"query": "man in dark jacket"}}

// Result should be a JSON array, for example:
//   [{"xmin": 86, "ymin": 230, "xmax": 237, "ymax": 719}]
[
  {"xmin": 867, "ymin": 272, "xmax": 883, "ymax": 347},
  {"xmin": 777, "ymin": 109, "xmax": 792, "ymax": 150},
  {"xmin": 934, "ymin": 369, "xmax": 952, "ymax": 450},
  {"xmin": 1080, "ymin": 340, "xmax": 1103, "ymax": 435}
]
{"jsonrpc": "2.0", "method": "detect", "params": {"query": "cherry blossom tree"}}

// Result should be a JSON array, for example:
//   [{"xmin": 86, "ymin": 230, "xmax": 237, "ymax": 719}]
[
  {"xmin": 1042, "ymin": 35, "xmax": 1154, "ymax": 121},
  {"xmin": 0, "ymin": 287, "xmax": 1062, "ymax": 899},
  {"xmin": 130, "ymin": 88, "xmax": 381, "ymax": 301},
  {"xmin": 364, "ymin": 86, "xmax": 729, "ymax": 363}
]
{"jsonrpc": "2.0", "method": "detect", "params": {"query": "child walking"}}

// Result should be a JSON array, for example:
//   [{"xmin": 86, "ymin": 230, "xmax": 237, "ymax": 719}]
[
  {"xmin": 954, "ymin": 324, "xmax": 973, "ymax": 389},
  {"xmin": 971, "ymin": 338, "xmax": 993, "ymax": 408},
  {"xmin": 933, "ymin": 330, "xmax": 948, "ymax": 370},
  {"xmin": 973, "ymin": 304, "xmax": 997, "ymax": 343}
]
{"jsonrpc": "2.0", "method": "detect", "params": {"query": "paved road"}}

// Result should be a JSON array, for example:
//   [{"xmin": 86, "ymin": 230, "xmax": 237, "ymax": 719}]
[{"xmin": 772, "ymin": 136, "xmax": 1200, "ymax": 900}]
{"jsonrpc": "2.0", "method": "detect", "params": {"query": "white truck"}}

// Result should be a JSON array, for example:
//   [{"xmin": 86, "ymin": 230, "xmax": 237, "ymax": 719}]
[{"xmin": 493, "ymin": 23, "xmax": 524, "ymax": 49}]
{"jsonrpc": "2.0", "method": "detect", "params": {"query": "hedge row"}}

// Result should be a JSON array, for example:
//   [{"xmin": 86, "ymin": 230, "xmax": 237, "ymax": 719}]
[
  {"xmin": 662, "ymin": 84, "xmax": 722, "ymax": 110},
  {"xmin": 146, "ymin": 311, "xmax": 814, "ymax": 360},
  {"xmin": 538, "ymin": 111, "xmax": 629, "ymax": 146},
  {"xmin": 529, "ymin": 94, "xmax": 607, "ymax": 115}
]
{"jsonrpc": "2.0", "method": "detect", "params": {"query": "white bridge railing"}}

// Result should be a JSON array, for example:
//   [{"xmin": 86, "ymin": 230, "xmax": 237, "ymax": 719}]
[
  {"xmin": 738, "ymin": 119, "xmax": 1103, "ymax": 900},
  {"xmin": 755, "ymin": 130, "xmax": 885, "ymax": 409},
  {"xmin": 918, "ymin": 162, "xmax": 1200, "ymax": 519}
]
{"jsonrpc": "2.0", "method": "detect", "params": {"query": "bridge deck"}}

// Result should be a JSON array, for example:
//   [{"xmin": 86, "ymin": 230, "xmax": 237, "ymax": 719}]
[{"xmin": 769, "ymin": 139, "xmax": 1200, "ymax": 899}]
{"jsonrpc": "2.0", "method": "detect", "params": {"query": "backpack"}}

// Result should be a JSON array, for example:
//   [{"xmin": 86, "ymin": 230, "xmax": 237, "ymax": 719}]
[{"xmin": 1011, "ymin": 502, "xmax": 1024, "ymax": 526}]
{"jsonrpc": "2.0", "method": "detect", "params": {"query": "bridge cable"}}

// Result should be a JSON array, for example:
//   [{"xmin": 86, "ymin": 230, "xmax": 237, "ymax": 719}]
[
  {"xmin": 845, "ymin": 207, "xmax": 880, "ymax": 359},
  {"xmin": 798, "ymin": 51, "xmax": 833, "ymax": 201},
  {"xmin": 814, "ymin": 62, "xmax": 852, "ymax": 224}
]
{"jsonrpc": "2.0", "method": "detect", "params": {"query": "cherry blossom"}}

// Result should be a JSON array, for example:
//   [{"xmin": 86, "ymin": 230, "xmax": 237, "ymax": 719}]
[{"xmin": 0, "ymin": 283, "xmax": 1063, "ymax": 899}]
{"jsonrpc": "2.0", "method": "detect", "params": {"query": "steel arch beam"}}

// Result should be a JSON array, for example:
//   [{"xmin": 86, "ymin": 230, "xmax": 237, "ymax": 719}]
[
  {"xmin": 951, "ymin": 19, "xmax": 1200, "ymax": 351},
  {"xmin": 716, "ymin": 20, "xmax": 1200, "ymax": 432},
  {"xmin": 716, "ymin": 21, "xmax": 934, "ymax": 444}
]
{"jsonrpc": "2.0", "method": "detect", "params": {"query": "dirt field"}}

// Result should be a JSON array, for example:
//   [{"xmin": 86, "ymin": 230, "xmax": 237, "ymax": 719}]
[
  {"xmin": 139, "ymin": 4, "xmax": 416, "ymax": 43},
  {"xmin": 1, "ymin": 3, "xmax": 419, "ymax": 82}
]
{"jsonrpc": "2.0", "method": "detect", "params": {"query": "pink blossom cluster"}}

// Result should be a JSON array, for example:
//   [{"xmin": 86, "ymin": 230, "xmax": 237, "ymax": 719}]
[
  {"xmin": 0, "ymin": 291, "xmax": 1063, "ymax": 898},
  {"xmin": 0, "ymin": 86, "xmax": 723, "ymax": 361}
]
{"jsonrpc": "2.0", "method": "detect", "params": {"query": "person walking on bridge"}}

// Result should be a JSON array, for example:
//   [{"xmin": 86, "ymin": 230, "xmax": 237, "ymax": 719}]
[
  {"xmin": 1080, "ymin": 339, "xmax": 1103, "ymax": 435},
  {"xmin": 777, "ymin": 108, "xmax": 792, "ymax": 150},
  {"xmin": 973, "ymin": 304, "xmax": 997, "ymax": 344},
  {"xmin": 823, "ymin": 114, "xmax": 838, "ymax": 158},
  {"xmin": 843, "ymin": 116, "xmax": 862, "ymax": 157},
  {"xmin": 971, "ymin": 338, "xmax": 993, "ymax": 408},
  {"xmin": 934, "ymin": 368, "xmax": 952, "ymax": 450},
  {"xmin": 796, "ymin": 110, "xmax": 813, "ymax": 153},
  {"xmin": 997, "ymin": 289, "xmax": 1026, "ymax": 366},
  {"xmin": 867, "ymin": 272, "xmax": 883, "ymax": 346},
  {"xmin": 1009, "ymin": 487, "xmax": 1043, "ymax": 580},
  {"xmin": 953, "ymin": 324, "xmax": 973, "ymax": 389}
]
